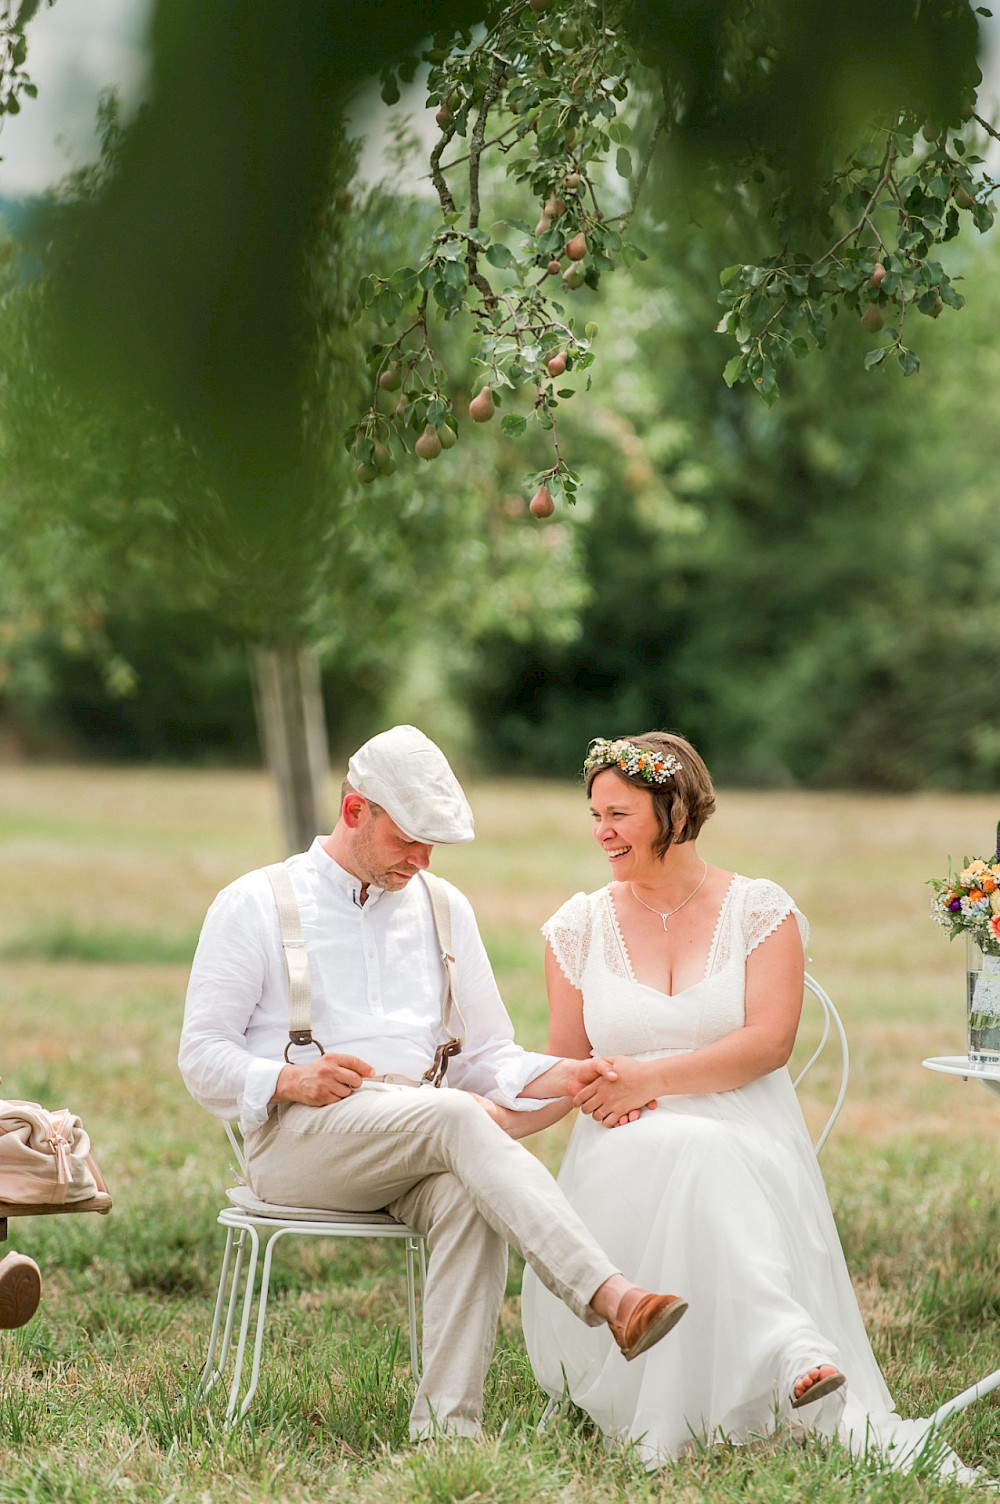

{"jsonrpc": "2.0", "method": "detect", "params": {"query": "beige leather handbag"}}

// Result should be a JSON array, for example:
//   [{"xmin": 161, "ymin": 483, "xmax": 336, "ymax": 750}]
[{"xmin": 0, "ymin": 1098, "xmax": 111, "ymax": 1212}]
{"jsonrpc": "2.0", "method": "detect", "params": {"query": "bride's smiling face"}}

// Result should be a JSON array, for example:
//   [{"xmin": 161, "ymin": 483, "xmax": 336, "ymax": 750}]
[{"xmin": 589, "ymin": 769, "xmax": 663, "ymax": 878}]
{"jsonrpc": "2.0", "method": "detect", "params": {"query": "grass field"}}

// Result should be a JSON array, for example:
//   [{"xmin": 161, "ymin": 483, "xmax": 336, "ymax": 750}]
[{"xmin": 0, "ymin": 765, "xmax": 997, "ymax": 1501}]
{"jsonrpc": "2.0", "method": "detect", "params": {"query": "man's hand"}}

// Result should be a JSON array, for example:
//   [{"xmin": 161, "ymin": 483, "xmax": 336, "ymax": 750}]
[
  {"xmin": 523, "ymin": 1055, "xmax": 619, "ymax": 1100},
  {"xmin": 464, "ymin": 1092, "xmax": 570, "ymax": 1140},
  {"xmin": 464, "ymin": 1092, "xmax": 505, "ymax": 1126},
  {"xmin": 273, "ymin": 1052, "xmax": 375, "ymax": 1108},
  {"xmin": 573, "ymin": 1056, "xmax": 660, "ymax": 1128}
]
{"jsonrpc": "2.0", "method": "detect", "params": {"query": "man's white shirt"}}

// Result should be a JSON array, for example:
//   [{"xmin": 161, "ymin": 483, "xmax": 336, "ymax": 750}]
[{"xmin": 180, "ymin": 838, "xmax": 560, "ymax": 1134}]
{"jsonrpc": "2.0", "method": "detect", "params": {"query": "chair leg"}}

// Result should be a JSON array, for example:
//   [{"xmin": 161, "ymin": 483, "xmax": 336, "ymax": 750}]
[
  {"xmin": 224, "ymin": 1223, "xmax": 261, "ymax": 1425},
  {"xmin": 236, "ymin": 1226, "xmax": 286, "ymax": 1423},
  {"xmin": 404, "ymin": 1236, "xmax": 421, "ymax": 1380},
  {"xmin": 927, "ymin": 1365, "xmax": 1000, "ymax": 1426},
  {"xmin": 199, "ymin": 1224, "xmax": 238, "ymax": 1396},
  {"xmin": 215, "ymin": 1228, "xmax": 250, "ymax": 1379},
  {"xmin": 536, "ymin": 1394, "xmax": 566, "ymax": 1435}
]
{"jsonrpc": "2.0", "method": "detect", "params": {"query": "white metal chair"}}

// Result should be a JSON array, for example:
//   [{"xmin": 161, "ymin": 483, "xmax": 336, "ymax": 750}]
[
  {"xmin": 795, "ymin": 972, "xmax": 850, "ymax": 1156},
  {"xmin": 199, "ymin": 1122, "xmax": 427, "ymax": 1424}
]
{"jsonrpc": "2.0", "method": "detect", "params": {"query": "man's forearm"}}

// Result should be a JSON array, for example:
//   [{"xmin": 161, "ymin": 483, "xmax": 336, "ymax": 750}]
[{"xmin": 520, "ymin": 1056, "xmax": 616, "ymax": 1099}]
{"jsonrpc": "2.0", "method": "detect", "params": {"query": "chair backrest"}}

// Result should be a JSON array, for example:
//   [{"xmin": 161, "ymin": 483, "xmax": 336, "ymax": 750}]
[
  {"xmin": 793, "ymin": 973, "xmax": 850, "ymax": 1156},
  {"xmin": 223, "ymin": 1121, "xmax": 248, "ymax": 1179}
]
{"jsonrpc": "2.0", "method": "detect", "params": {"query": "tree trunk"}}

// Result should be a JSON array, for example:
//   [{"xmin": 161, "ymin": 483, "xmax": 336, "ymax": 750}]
[{"xmin": 251, "ymin": 643, "xmax": 331, "ymax": 854}]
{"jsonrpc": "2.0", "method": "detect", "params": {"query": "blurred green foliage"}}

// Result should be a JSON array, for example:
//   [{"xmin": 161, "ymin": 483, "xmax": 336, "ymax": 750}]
[
  {"xmin": 350, "ymin": 0, "xmax": 995, "ymax": 483},
  {"xmin": 8, "ymin": 194, "xmax": 999, "ymax": 787},
  {"xmin": 2, "ymin": 1, "xmax": 998, "ymax": 784},
  {"xmin": 0, "ymin": 108, "xmax": 587, "ymax": 760},
  {"xmin": 460, "ymin": 204, "xmax": 1000, "ymax": 789}
]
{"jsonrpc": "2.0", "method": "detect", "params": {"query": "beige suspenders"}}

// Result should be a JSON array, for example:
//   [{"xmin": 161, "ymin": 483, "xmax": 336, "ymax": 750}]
[
  {"xmin": 415, "ymin": 870, "xmax": 467, "ymax": 1085},
  {"xmin": 265, "ymin": 864, "xmax": 321, "ymax": 1060},
  {"xmin": 264, "ymin": 864, "xmax": 465, "ymax": 1085}
]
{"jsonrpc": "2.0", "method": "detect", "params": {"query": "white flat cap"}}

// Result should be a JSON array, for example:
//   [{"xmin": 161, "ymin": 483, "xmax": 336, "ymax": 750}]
[{"xmin": 347, "ymin": 725, "xmax": 475, "ymax": 844}]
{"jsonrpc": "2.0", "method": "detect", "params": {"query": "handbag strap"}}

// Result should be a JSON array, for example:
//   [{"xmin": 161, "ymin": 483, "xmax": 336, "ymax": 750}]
[{"xmin": 265, "ymin": 864, "xmax": 324, "ymax": 1061}]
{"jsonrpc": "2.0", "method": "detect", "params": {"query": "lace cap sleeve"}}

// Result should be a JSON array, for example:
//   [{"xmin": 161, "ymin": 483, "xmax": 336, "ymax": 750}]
[
  {"xmin": 541, "ymin": 890, "xmax": 593, "ymax": 989},
  {"xmin": 741, "ymin": 877, "xmax": 809, "ymax": 958}
]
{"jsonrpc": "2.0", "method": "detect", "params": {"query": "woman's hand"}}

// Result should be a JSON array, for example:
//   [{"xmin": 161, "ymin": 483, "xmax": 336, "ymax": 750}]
[
  {"xmin": 607, "ymin": 1107, "xmax": 653, "ymax": 1128},
  {"xmin": 572, "ymin": 1057, "xmax": 660, "ymax": 1127}
]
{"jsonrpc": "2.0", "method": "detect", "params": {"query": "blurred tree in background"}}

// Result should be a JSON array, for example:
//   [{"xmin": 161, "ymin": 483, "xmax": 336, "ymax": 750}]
[
  {"xmin": 0, "ymin": 105, "xmax": 586, "ymax": 845},
  {"xmin": 0, "ymin": 0, "xmax": 998, "ymax": 809}
]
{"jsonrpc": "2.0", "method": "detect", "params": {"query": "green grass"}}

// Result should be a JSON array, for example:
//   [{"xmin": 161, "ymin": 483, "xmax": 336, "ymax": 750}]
[
  {"xmin": 0, "ymin": 923, "xmax": 200, "ymax": 964},
  {"xmin": 0, "ymin": 767, "xmax": 997, "ymax": 1501}
]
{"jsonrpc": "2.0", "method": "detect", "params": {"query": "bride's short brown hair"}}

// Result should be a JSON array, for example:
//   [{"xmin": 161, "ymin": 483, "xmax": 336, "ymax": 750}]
[{"xmin": 584, "ymin": 730, "xmax": 716, "ymax": 857}]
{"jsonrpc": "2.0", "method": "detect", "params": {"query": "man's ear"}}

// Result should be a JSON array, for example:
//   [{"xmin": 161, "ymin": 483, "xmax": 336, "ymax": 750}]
[{"xmin": 341, "ymin": 793, "xmax": 367, "ymax": 830}]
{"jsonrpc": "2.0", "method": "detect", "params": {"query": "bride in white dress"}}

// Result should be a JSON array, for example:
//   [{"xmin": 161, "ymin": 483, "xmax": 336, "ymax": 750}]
[{"xmin": 519, "ymin": 731, "xmax": 974, "ymax": 1479}]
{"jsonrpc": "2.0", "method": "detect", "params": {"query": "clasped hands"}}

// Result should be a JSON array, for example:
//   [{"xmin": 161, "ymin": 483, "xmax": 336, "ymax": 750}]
[
  {"xmin": 524, "ymin": 1056, "xmax": 658, "ymax": 1129},
  {"xmin": 571, "ymin": 1056, "xmax": 660, "ymax": 1129}
]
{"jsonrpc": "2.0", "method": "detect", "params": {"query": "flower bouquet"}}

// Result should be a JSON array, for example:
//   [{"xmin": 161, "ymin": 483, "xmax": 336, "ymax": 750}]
[{"xmin": 929, "ymin": 823, "xmax": 1000, "ymax": 1065}]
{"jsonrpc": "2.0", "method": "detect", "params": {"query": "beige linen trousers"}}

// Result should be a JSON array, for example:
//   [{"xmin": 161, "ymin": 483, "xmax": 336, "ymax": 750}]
[{"xmin": 247, "ymin": 1081, "xmax": 618, "ymax": 1438}]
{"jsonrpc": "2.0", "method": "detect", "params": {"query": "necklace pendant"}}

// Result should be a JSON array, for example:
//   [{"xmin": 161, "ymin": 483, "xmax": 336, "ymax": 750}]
[{"xmin": 628, "ymin": 860, "xmax": 709, "ymax": 931}]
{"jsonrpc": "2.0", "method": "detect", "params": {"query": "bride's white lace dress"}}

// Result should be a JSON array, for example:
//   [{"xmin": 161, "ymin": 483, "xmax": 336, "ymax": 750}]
[{"xmin": 521, "ymin": 876, "xmax": 973, "ymax": 1479}]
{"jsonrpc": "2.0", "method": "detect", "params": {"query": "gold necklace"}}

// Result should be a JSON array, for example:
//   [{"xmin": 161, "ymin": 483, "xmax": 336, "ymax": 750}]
[{"xmin": 629, "ymin": 861, "xmax": 709, "ymax": 932}]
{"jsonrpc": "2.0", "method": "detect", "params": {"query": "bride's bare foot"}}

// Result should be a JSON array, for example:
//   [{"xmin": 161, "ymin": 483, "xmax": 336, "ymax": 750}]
[{"xmin": 791, "ymin": 1364, "xmax": 845, "ymax": 1409}]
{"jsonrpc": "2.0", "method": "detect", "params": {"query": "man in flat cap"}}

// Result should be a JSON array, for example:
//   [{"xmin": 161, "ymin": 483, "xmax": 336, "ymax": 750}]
[{"xmin": 180, "ymin": 725, "xmax": 686, "ymax": 1439}]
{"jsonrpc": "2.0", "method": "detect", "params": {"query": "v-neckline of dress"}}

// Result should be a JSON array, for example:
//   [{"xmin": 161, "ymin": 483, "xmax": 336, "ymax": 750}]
[{"xmin": 606, "ymin": 874, "xmax": 739, "ymax": 998}]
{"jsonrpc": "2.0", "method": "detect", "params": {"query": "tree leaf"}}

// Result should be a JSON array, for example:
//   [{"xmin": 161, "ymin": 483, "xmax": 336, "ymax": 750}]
[
  {"xmin": 864, "ymin": 347, "xmax": 887, "ymax": 370},
  {"xmin": 485, "ymin": 242, "xmax": 515, "ymax": 269},
  {"xmin": 500, "ymin": 414, "xmax": 527, "ymax": 437},
  {"xmin": 852, "ymin": 142, "xmax": 882, "ymax": 168},
  {"xmin": 615, "ymin": 147, "xmax": 633, "ymax": 179},
  {"xmin": 376, "ymin": 288, "xmax": 403, "ymax": 323},
  {"xmin": 722, "ymin": 354, "xmax": 745, "ymax": 388}
]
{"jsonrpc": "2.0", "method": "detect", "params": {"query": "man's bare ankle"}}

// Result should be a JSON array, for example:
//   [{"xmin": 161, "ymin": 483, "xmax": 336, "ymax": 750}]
[{"xmin": 590, "ymin": 1273, "xmax": 635, "ymax": 1324}]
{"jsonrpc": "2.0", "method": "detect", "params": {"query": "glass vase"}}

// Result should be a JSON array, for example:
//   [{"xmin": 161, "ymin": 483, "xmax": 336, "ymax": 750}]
[{"xmin": 966, "ymin": 935, "xmax": 1000, "ymax": 1067}]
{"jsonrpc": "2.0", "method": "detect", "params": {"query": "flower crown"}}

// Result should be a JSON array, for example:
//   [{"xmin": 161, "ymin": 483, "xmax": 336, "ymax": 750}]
[{"xmin": 583, "ymin": 737, "xmax": 682, "ymax": 786}]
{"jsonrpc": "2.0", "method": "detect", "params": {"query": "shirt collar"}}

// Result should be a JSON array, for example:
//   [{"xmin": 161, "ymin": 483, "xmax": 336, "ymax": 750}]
[{"xmin": 305, "ymin": 836, "xmax": 389, "ymax": 905}]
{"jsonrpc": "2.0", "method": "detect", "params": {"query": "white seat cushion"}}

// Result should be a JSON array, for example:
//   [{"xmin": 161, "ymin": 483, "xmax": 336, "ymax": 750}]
[{"xmin": 226, "ymin": 1184, "xmax": 404, "ymax": 1225}]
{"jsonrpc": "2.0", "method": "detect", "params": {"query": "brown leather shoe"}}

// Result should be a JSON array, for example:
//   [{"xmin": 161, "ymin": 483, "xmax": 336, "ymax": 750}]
[
  {"xmin": 0, "ymin": 1251, "xmax": 42, "ymax": 1330},
  {"xmin": 610, "ymin": 1292, "xmax": 688, "ymax": 1361}
]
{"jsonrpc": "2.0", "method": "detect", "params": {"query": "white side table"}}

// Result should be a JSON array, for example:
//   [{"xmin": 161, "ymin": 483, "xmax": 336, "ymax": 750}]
[
  {"xmin": 922, "ymin": 1054, "xmax": 1000, "ymax": 1101},
  {"xmin": 919, "ymin": 1055, "xmax": 1000, "ymax": 1426}
]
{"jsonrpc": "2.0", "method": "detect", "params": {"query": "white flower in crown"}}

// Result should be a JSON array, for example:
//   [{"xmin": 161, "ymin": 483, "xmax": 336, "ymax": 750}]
[{"xmin": 583, "ymin": 737, "xmax": 682, "ymax": 785}]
